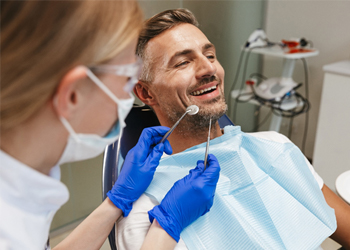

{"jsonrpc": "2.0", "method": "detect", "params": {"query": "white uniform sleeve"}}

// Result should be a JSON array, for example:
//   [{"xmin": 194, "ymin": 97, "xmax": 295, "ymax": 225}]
[
  {"xmin": 116, "ymin": 193, "xmax": 188, "ymax": 250},
  {"xmin": 247, "ymin": 131, "xmax": 324, "ymax": 189},
  {"xmin": 0, "ymin": 239, "xmax": 10, "ymax": 250}
]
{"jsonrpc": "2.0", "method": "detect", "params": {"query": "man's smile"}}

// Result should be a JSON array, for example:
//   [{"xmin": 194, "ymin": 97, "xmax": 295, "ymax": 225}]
[{"xmin": 189, "ymin": 81, "xmax": 221, "ymax": 100}]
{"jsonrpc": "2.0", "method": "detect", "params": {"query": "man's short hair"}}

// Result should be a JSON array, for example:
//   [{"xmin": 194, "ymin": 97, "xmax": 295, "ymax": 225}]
[{"xmin": 136, "ymin": 8, "xmax": 199, "ymax": 83}]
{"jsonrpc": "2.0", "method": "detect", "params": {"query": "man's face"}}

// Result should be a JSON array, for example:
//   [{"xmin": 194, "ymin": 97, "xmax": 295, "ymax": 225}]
[{"xmin": 145, "ymin": 23, "xmax": 227, "ymax": 128}]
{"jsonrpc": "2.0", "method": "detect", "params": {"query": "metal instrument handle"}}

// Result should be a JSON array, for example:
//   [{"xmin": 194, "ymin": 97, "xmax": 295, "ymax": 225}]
[
  {"xmin": 159, "ymin": 110, "xmax": 189, "ymax": 144},
  {"xmin": 204, "ymin": 118, "xmax": 212, "ymax": 170}
]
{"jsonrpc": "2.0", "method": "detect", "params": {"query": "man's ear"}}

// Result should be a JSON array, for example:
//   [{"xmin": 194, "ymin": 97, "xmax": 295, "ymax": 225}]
[
  {"xmin": 53, "ymin": 66, "xmax": 88, "ymax": 119},
  {"xmin": 133, "ymin": 81, "xmax": 158, "ymax": 106}
]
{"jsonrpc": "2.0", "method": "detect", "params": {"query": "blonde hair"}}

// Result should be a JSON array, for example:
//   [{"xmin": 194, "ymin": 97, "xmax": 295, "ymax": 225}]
[{"xmin": 1, "ymin": 0, "xmax": 143, "ymax": 130}]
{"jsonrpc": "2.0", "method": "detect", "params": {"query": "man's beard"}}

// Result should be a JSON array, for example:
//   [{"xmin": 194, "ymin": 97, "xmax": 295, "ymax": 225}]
[
  {"xmin": 157, "ymin": 75, "xmax": 227, "ymax": 136},
  {"xmin": 190, "ymin": 95, "xmax": 227, "ymax": 128},
  {"xmin": 162, "ymin": 91, "xmax": 227, "ymax": 136}
]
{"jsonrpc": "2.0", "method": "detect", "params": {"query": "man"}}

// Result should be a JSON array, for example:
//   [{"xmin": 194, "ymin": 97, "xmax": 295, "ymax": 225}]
[{"xmin": 117, "ymin": 9, "xmax": 350, "ymax": 249}]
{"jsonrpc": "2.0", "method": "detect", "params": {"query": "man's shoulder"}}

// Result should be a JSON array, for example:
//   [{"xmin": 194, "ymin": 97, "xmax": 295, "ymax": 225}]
[{"xmin": 245, "ymin": 131, "xmax": 291, "ymax": 144}]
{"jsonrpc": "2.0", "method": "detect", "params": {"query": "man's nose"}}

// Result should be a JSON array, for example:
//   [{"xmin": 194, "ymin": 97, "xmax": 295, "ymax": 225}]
[{"xmin": 196, "ymin": 55, "xmax": 217, "ymax": 79}]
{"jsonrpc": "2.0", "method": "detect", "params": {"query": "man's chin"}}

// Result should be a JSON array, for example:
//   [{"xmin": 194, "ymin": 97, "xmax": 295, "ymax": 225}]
[
  {"xmin": 199, "ymin": 107, "xmax": 226, "ymax": 120},
  {"xmin": 190, "ymin": 101, "xmax": 227, "ymax": 127},
  {"xmin": 196, "ymin": 97, "xmax": 227, "ymax": 116}
]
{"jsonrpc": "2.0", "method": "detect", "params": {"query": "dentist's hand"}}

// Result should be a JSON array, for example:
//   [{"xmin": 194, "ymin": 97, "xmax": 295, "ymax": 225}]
[
  {"xmin": 107, "ymin": 126, "xmax": 172, "ymax": 216},
  {"xmin": 148, "ymin": 154, "xmax": 221, "ymax": 242}
]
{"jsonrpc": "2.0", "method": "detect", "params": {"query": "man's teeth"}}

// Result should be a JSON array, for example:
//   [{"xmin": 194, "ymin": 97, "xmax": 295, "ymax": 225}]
[{"xmin": 191, "ymin": 85, "xmax": 217, "ymax": 96}]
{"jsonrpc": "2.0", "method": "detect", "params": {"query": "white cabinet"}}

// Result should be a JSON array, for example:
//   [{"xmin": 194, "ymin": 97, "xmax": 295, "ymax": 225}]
[{"xmin": 313, "ymin": 60, "xmax": 350, "ymax": 192}]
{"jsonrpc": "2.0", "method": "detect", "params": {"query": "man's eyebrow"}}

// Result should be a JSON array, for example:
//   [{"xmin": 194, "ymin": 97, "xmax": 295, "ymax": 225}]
[
  {"xmin": 203, "ymin": 43, "xmax": 215, "ymax": 50},
  {"xmin": 168, "ymin": 43, "xmax": 216, "ymax": 66},
  {"xmin": 168, "ymin": 49, "xmax": 194, "ymax": 66},
  {"xmin": 172, "ymin": 49, "xmax": 193, "ymax": 59}
]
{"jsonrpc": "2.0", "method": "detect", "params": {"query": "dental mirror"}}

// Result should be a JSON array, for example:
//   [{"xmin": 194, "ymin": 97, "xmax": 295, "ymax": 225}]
[
  {"xmin": 186, "ymin": 105, "xmax": 199, "ymax": 115},
  {"xmin": 159, "ymin": 105, "xmax": 199, "ymax": 143}
]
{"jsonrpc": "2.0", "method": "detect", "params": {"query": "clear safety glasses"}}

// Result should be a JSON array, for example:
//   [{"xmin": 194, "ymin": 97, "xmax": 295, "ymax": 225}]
[{"xmin": 89, "ymin": 56, "xmax": 143, "ymax": 93}]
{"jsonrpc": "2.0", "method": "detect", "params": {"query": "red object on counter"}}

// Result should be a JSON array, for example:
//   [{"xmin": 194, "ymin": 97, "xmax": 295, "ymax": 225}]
[
  {"xmin": 246, "ymin": 80, "xmax": 255, "ymax": 85},
  {"xmin": 287, "ymin": 48, "xmax": 315, "ymax": 54},
  {"xmin": 282, "ymin": 39, "xmax": 299, "ymax": 48}
]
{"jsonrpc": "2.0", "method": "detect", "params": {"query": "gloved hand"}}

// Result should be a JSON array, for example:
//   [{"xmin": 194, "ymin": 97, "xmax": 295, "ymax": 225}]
[
  {"xmin": 107, "ymin": 126, "xmax": 172, "ymax": 216},
  {"xmin": 148, "ymin": 154, "xmax": 221, "ymax": 242}
]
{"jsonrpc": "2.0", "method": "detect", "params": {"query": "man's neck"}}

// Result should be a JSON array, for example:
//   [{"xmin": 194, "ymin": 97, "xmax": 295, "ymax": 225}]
[{"xmin": 166, "ymin": 122, "xmax": 223, "ymax": 154}]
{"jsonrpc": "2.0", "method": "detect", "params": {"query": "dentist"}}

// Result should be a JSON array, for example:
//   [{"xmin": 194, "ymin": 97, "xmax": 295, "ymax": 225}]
[{"xmin": 0, "ymin": 1, "xmax": 220, "ymax": 250}]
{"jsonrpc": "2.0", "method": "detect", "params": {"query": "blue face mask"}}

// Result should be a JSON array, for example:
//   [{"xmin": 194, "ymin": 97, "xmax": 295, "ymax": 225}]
[{"xmin": 145, "ymin": 126, "xmax": 336, "ymax": 249}]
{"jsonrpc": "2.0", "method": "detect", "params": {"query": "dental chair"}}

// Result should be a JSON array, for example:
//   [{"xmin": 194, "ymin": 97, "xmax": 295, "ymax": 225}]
[{"xmin": 102, "ymin": 104, "xmax": 234, "ymax": 250}]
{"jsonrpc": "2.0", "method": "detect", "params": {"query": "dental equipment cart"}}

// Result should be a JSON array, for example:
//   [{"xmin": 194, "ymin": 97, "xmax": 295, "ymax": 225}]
[{"xmin": 231, "ymin": 46, "xmax": 318, "ymax": 132}]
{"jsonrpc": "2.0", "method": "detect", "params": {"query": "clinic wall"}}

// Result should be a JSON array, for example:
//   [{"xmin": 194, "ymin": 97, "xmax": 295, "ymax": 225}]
[{"xmin": 262, "ymin": 1, "xmax": 350, "ymax": 159}]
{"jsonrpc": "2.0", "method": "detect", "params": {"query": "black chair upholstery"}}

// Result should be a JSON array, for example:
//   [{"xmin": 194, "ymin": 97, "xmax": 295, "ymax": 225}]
[{"xmin": 102, "ymin": 104, "xmax": 234, "ymax": 250}]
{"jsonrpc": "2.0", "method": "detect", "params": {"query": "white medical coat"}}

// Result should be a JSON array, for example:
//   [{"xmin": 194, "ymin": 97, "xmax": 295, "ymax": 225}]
[{"xmin": 0, "ymin": 150, "xmax": 69, "ymax": 250}]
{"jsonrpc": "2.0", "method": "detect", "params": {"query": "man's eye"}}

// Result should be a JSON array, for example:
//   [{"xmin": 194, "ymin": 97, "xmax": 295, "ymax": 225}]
[
  {"xmin": 175, "ymin": 61, "xmax": 189, "ymax": 67},
  {"xmin": 207, "ymin": 55, "xmax": 215, "ymax": 60}
]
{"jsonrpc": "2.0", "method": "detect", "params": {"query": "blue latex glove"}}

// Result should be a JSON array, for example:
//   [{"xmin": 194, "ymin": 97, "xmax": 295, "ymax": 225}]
[
  {"xmin": 107, "ymin": 126, "xmax": 172, "ymax": 216},
  {"xmin": 148, "ymin": 154, "xmax": 221, "ymax": 242}
]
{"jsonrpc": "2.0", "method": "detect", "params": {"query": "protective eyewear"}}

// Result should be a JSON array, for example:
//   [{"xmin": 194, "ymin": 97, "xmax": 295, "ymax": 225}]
[{"xmin": 89, "ymin": 56, "xmax": 143, "ymax": 93}]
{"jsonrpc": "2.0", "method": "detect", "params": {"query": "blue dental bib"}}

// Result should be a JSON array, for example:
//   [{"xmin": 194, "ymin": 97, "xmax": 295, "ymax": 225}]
[{"xmin": 145, "ymin": 126, "xmax": 336, "ymax": 250}]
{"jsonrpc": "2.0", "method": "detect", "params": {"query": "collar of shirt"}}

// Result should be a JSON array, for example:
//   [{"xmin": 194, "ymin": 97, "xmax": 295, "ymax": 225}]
[{"xmin": 0, "ymin": 150, "xmax": 69, "ymax": 213}]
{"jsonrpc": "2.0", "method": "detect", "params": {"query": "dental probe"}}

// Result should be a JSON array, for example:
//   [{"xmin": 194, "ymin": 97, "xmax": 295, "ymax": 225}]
[
  {"xmin": 203, "ymin": 117, "xmax": 212, "ymax": 170},
  {"xmin": 159, "ymin": 105, "xmax": 199, "ymax": 144}
]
